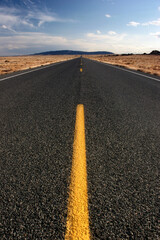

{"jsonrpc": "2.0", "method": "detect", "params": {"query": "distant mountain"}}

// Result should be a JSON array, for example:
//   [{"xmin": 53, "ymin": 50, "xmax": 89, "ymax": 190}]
[
  {"xmin": 33, "ymin": 50, "xmax": 113, "ymax": 55},
  {"xmin": 150, "ymin": 50, "xmax": 160, "ymax": 55}
]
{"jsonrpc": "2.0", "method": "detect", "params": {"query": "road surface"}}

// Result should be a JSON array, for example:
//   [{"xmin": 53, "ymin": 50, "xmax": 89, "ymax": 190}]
[{"xmin": 0, "ymin": 58, "xmax": 159, "ymax": 239}]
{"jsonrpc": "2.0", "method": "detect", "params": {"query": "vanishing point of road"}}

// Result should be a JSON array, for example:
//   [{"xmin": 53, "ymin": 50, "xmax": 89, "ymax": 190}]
[{"xmin": 0, "ymin": 58, "xmax": 159, "ymax": 239}]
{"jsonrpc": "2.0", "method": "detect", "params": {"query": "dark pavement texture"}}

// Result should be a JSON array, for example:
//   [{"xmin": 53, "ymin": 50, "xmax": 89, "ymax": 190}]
[
  {"xmin": 0, "ymin": 59, "xmax": 79, "ymax": 239},
  {"xmin": 0, "ymin": 57, "xmax": 160, "ymax": 239},
  {"xmin": 82, "ymin": 59, "xmax": 160, "ymax": 240}
]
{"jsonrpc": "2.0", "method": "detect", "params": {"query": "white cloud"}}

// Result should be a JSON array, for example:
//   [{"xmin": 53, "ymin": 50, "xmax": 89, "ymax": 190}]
[
  {"xmin": 0, "ymin": 30, "xmax": 126, "ymax": 55},
  {"xmin": 0, "ymin": 7, "xmax": 34, "ymax": 29},
  {"xmin": 0, "ymin": 24, "xmax": 16, "ymax": 33},
  {"xmin": 127, "ymin": 18, "xmax": 160, "ymax": 27},
  {"xmin": 97, "ymin": 30, "xmax": 101, "ymax": 34},
  {"xmin": 22, "ymin": 0, "xmax": 36, "ymax": 8},
  {"xmin": 150, "ymin": 32, "xmax": 160, "ymax": 38},
  {"xmin": 30, "ymin": 12, "xmax": 62, "ymax": 27},
  {"xmin": 127, "ymin": 21, "xmax": 140, "ymax": 27},
  {"xmin": 108, "ymin": 31, "xmax": 116, "ymax": 35},
  {"xmin": 105, "ymin": 14, "xmax": 111, "ymax": 18},
  {"xmin": 158, "ymin": 6, "xmax": 160, "ymax": 11},
  {"xmin": 0, "ymin": 32, "xmax": 99, "ymax": 55},
  {"xmin": 87, "ymin": 31, "xmax": 126, "ymax": 41},
  {"xmin": 0, "ymin": 32, "xmax": 67, "ymax": 51},
  {"xmin": 27, "ymin": 11, "xmax": 74, "ymax": 27},
  {"xmin": 142, "ymin": 18, "xmax": 160, "ymax": 26},
  {"xmin": 0, "ymin": 6, "xmax": 75, "ymax": 31},
  {"xmin": 0, "ymin": 31, "xmax": 160, "ymax": 56},
  {"xmin": 85, "ymin": 31, "xmax": 160, "ymax": 54},
  {"xmin": 1, "ymin": 25, "xmax": 8, "ymax": 30},
  {"xmin": 0, "ymin": 12, "xmax": 19, "ymax": 26}
]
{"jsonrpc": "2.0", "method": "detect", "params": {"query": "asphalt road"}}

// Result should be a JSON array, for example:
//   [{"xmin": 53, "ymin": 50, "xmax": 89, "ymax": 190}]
[{"xmin": 0, "ymin": 57, "xmax": 160, "ymax": 239}]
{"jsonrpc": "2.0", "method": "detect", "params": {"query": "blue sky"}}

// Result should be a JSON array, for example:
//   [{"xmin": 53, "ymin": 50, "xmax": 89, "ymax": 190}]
[{"xmin": 0, "ymin": 0, "xmax": 160, "ymax": 55}]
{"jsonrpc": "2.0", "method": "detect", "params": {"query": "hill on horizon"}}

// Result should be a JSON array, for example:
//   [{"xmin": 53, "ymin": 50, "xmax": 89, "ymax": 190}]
[
  {"xmin": 150, "ymin": 50, "xmax": 160, "ymax": 55},
  {"xmin": 33, "ymin": 50, "xmax": 114, "ymax": 55}
]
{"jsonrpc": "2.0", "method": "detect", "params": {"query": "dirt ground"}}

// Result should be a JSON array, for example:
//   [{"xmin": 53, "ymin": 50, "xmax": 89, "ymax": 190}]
[
  {"xmin": 0, "ymin": 55, "xmax": 78, "ymax": 75},
  {"xmin": 85, "ymin": 54, "xmax": 160, "ymax": 77},
  {"xmin": 1, "ymin": 54, "xmax": 160, "ymax": 77}
]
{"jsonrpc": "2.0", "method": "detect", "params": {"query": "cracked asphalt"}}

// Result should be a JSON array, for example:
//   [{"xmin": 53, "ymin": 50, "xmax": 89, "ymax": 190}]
[{"xmin": 0, "ymin": 57, "xmax": 160, "ymax": 239}]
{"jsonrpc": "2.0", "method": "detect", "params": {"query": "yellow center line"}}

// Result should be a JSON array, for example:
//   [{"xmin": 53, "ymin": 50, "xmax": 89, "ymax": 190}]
[{"xmin": 65, "ymin": 104, "xmax": 90, "ymax": 240}]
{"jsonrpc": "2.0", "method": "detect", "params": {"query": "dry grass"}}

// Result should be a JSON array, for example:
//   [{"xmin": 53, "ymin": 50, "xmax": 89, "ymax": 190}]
[
  {"xmin": 0, "ymin": 55, "xmax": 78, "ymax": 75},
  {"xmin": 85, "ymin": 54, "xmax": 160, "ymax": 76}
]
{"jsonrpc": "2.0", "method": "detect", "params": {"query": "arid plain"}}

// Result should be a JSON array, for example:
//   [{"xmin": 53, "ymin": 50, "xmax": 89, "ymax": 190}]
[
  {"xmin": 0, "ymin": 54, "xmax": 160, "ymax": 77},
  {"xmin": 0, "ymin": 55, "xmax": 78, "ymax": 75},
  {"xmin": 86, "ymin": 54, "xmax": 160, "ymax": 76}
]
